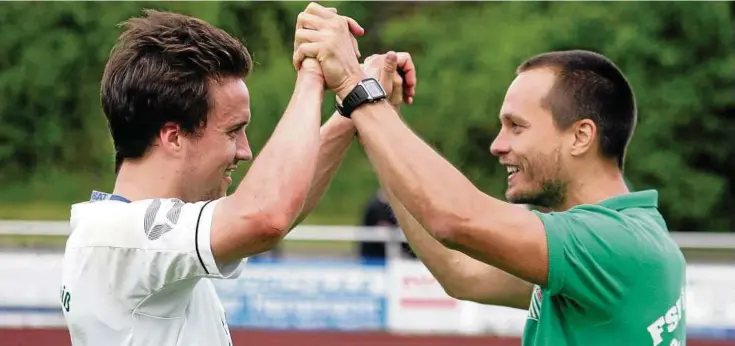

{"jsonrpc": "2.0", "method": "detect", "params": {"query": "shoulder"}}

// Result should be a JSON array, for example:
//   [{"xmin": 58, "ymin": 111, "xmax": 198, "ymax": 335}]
[
  {"xmin": 67, "ymin": 198, "xmax": 218, "ymax": 249},
  {"xmin": 533, "ymin": 203, "xmax": 670, "ymax": 261},
  {"xmin": 535, "ymin": 202, "xmax": 664, "ymax": 234}
]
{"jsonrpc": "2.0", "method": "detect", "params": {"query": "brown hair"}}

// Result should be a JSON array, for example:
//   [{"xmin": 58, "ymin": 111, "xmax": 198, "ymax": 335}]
[
  {"xmin": 101, "ymin": 9, "xmax": 252, "ymax": 172},
  {"xmin": 517, "ymin": 50, "xmax": 636, "ymax": 169}
]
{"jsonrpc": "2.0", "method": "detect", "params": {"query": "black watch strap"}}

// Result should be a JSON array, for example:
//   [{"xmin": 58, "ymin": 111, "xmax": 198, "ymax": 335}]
[
  {"xmin": 339, "ymin": 87, "xmax": 369, "ymax": 117},
  {"xmin": 336, "ymin": 78, "xmax": 387, "ymax": 118}
]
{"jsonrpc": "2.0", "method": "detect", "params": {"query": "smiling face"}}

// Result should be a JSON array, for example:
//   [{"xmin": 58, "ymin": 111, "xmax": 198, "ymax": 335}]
[
  {"xmin": 490, "ymin": 68, "xmax": 570, "ymax": 208},
  {"xmin": 180, "ymin": 78, "xmax": 253, "ymax": 202}
]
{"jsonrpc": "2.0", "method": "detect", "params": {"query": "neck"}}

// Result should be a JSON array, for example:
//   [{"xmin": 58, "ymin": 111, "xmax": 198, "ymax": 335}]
[
  {"xmin": 113, "ymin": 159, "xmax": 184, "ymax": 202},
  {"xmin": 553, "ymin": 160, "xmax": 629, "ymax": 211}
]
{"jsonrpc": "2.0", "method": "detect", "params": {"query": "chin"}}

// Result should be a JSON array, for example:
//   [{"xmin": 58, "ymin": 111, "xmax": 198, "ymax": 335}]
[
  {"xmin": 506, "ymin": 188, "xmax": 543, "ymax": 206},
  {"xmin": 505, "ymin": 185, "xmax": 525, "ymax": 202},
  {"xmin": 506, "ymin": 194, "xmax": 526, "ymax": 205},
  {"xmin": 505, "ymin": 190, "xmax": 524, "ymax": 204}
]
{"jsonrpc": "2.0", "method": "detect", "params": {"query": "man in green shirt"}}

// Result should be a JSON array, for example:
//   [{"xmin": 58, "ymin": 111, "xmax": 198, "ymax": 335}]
[
  {"xmin": 292, "ymin": 6, "xmax": 686, "ymax": 345},
  {"xmin": 523, "ymin": 190, "xmax": 686, "ymax": 345},
  {"xmin": 380, "ymin": 51, "xmax": 685, "ymax": 344}
]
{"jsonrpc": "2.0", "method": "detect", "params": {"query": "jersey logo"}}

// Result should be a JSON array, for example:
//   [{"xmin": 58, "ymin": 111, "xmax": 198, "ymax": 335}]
[
  {"xmin": 144, "ymin": 199, "xmax": 184, "ymax": 240},
  {"xmin": 647, "ymin": 286, "xmax": 686, "ymax": 346},
  {"xmin": 60, "ymin": 285, "xmax": 71, "ymax": 312},
  {"xmin": 527, "ymin": 285, "xmax": 543, "ymax": 321}
]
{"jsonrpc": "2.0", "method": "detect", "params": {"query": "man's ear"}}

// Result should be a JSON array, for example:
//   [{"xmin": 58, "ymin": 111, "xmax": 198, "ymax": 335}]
[
  {"xmin": 159, "ymin": 122, "xmax": 183, "ymax": 155},
  {"xmin": 569, "ymin": 119, "xmax": 596, "ymax": 157}
]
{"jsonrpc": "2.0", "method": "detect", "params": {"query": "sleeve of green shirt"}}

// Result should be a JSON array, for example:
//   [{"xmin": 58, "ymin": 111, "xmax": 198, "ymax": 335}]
[{"xmin": 534, "ymin": 206, "xmax": 639, "ymax": 316}]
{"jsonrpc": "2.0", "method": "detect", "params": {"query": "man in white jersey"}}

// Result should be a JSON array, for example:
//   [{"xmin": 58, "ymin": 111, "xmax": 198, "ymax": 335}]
[{"xmin": 60, "ymin": 8, "xmax": 416, "ymax": 346}]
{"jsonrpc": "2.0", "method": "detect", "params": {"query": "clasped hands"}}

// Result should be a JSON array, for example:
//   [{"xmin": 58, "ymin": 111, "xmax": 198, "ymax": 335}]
[{"xmin": 292, "ymin": 2, "xmax": 417, "ymax": 108}]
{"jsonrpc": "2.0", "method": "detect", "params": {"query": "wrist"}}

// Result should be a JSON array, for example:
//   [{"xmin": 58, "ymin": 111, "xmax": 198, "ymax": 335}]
[
  {"xmin": 296, "ymin": 71, "xmax": 324, "ymax": 88},
  {"xmin": 327, "ymin": 112, "xmax": 358, "ymax": 136},
  {"xmin": 335, "ymin": 71, "xmax": 369, "ymax": 100},
  {"xmin": 350, "ymin": 99, "xmax": 393, "ymax": 119}
]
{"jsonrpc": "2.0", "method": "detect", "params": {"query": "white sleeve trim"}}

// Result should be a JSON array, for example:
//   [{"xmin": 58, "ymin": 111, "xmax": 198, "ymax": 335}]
[
  {"xmin": 194, "ymin": 199, "xmax": 244, "ymax": 278},
  {"xmin": 195, "ymin": 200, "xmax": 218, "ymax": 276}
]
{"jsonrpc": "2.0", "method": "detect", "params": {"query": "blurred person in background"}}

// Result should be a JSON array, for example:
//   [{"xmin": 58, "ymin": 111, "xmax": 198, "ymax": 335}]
[
  {"xmin": 292, "ymin": 4, "xmax": 686, "ymax": 345},
  {"xmin": 359, "ymin": 188, "xmax": 416, "ymax": 261},
  {"xmin": 60, "ymin": 8, "xmax": 415, "ymax": 346}
]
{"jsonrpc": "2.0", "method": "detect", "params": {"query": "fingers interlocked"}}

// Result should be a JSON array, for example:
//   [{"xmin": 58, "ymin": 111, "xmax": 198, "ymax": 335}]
[{"xmin": 293, "ymin": 2, "xmax": 363, "ymax": 71}]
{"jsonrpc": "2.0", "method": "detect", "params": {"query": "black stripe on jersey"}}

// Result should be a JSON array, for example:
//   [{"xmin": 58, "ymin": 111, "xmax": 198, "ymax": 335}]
[{"xmin": 195, "ymin": 200, "xmax": 215, "ymax": 275}]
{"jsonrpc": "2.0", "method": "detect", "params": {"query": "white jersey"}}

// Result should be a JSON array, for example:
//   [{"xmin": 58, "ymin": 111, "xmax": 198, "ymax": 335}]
[{"xmin": 60, "ymin": 192, "xmax": 245, "ymax": 346}]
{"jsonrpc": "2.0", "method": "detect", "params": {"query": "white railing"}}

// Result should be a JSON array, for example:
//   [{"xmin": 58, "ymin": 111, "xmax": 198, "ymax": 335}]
[{"xmin": 1, "ymin": 220, "xmax": 735, "ymax": 250}]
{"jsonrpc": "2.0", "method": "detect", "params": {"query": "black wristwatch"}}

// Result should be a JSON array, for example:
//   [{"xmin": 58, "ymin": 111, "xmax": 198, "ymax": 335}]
[{"xmin": 336, "ymin": 77, "xmax": 387, "ymax": 118}]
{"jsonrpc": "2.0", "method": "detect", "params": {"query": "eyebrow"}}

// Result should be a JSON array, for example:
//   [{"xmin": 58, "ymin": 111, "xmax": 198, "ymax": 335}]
[
  {"xmin": 226, "ymin": 120, "xmax": 249, "ymax": 132},
  {"xmin": 502, "ymin": 113, "xmax": 533, "ymax": 128},
  {"xmin": 500, "ymin": 112, "xmax": 521, "ymax": 122}
]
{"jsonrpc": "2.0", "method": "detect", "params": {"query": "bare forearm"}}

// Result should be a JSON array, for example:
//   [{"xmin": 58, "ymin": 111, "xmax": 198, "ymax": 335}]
[
  {"xmin": 351, "ymin": 101, "xmax": 481, "ymax": 240},
  {"xmin": 295, "ymin": 114, "xmax": 355, "ymax": 224},
  {"xmin": 380, "ymin": 175, "xmax": 533, "ymax": 309},
  {"xmin": 380, "ymin": 185, "xmax": 467, "ymax": 285},
  {"xmin": 232, "ymin": 73, "xmax": 324, "ymax": 229},
  {"xmin": 352, "ymin": 101, "xmax": 547, "ymax": 285}
]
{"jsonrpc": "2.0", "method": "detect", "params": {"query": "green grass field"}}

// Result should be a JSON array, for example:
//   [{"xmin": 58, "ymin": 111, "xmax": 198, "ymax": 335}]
[{"xmin": 0, "ymin": 203, "xmax": 72, "ymax": 221}]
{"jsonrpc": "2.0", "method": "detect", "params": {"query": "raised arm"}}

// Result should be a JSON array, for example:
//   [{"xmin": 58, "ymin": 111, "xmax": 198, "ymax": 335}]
[
  {"xmin": 210, "ymin": 63, "xmax": 326, "ymax": 264},
  {"xmin": 292, "ymin": 113, "xmax": 355, "ymax": 226},
  {"xmin": 352, "ymin": 54, "xmax": 532, "ymax": 308},
  {"xmin": 290, "ymin": 2, "xmax": 550, "ymax": 286},
  {"xmin": 379, "ymin": 183, "xmax": 533, "ymax": 309},
  {"xmin": 293, "ymin": 53, "xmax": 417, "ymax": 225},
  {"xmin": 350, "ymin": 96, "xmax": 548, "ymax": 285},
  {"xmin": 206, "ymin": 4, "xmax": 374, "ymax": 264}
]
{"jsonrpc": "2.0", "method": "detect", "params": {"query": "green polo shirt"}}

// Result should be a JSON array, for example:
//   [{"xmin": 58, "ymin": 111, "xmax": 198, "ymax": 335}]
[{"xmin": 522, "ymin": 190, "xmax": 687, "ymax": 346}]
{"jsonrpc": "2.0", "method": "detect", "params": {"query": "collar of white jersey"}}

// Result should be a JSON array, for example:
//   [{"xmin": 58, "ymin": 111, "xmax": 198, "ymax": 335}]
[{"xmin": 90, "ymin": 190, "xmax": 131, "ymax": 203}]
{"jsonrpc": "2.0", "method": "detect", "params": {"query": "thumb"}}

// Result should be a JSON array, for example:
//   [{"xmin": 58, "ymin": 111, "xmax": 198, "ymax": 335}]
[{"xmin": 383, "ymin": 51, "xmax": 398, "ymax": 75}]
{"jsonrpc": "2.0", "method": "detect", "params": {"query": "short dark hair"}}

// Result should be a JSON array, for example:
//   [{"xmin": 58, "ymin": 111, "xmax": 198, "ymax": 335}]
[
  {"xmin": 101, "ymin": 9, "xmax": 252, "ymax": 173},
  {"xmin": 516, "ymin": 50, "xmax": 636, "ymax": 169}
]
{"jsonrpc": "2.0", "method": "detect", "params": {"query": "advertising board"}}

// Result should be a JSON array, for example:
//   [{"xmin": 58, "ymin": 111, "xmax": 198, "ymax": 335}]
[
  {"xmin": 0, "ymin": 251, "xmax": 733, "ymax": 341},
  {"xmin": 215, "ymin": 258, "xmax": 388, "ymax": 330},
  {"xmin": 386, "ymin": 259, "xmax": 527, "ymax": 335},
  {"xmin": 686, "ymin": 263, "xmax": 735, "ymax": 340}
]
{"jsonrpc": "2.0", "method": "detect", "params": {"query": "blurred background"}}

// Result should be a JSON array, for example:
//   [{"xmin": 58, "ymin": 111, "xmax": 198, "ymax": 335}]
[{"xmin": 0, "ymin": 1, "xmax": 734, "ymax": 345}]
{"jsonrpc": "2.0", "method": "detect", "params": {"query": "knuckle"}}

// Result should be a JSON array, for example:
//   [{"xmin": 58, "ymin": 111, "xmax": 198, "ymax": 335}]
[
  {"xmin": 297, "ymin": 12, "xmax": 309, "ymax": 27},
  {"xmin": 325, "ymin": 32, "xmax": 338, "ymax": 43},
  {"xmin": 398, "ymin": 52, "xmax": 412, "ymax": 63},
  {"xmin": 329, "ymin": 18, "xmax": 344, "ymax": 30}
]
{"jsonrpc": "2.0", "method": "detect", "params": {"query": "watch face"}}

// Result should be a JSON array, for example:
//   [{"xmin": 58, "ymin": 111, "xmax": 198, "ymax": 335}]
[{"xmin": 363, "ymin": 80, "xmax": 385, "ymax": 98}]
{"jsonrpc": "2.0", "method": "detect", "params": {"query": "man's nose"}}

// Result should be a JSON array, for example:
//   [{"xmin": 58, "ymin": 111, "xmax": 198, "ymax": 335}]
[
  {"xmin": 490, "ymin": 133, "xmax": 510, "ymax": 157},
  {"xmin": 236, "ymin": 134, "xmax": 253, "ymax": 162}
]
